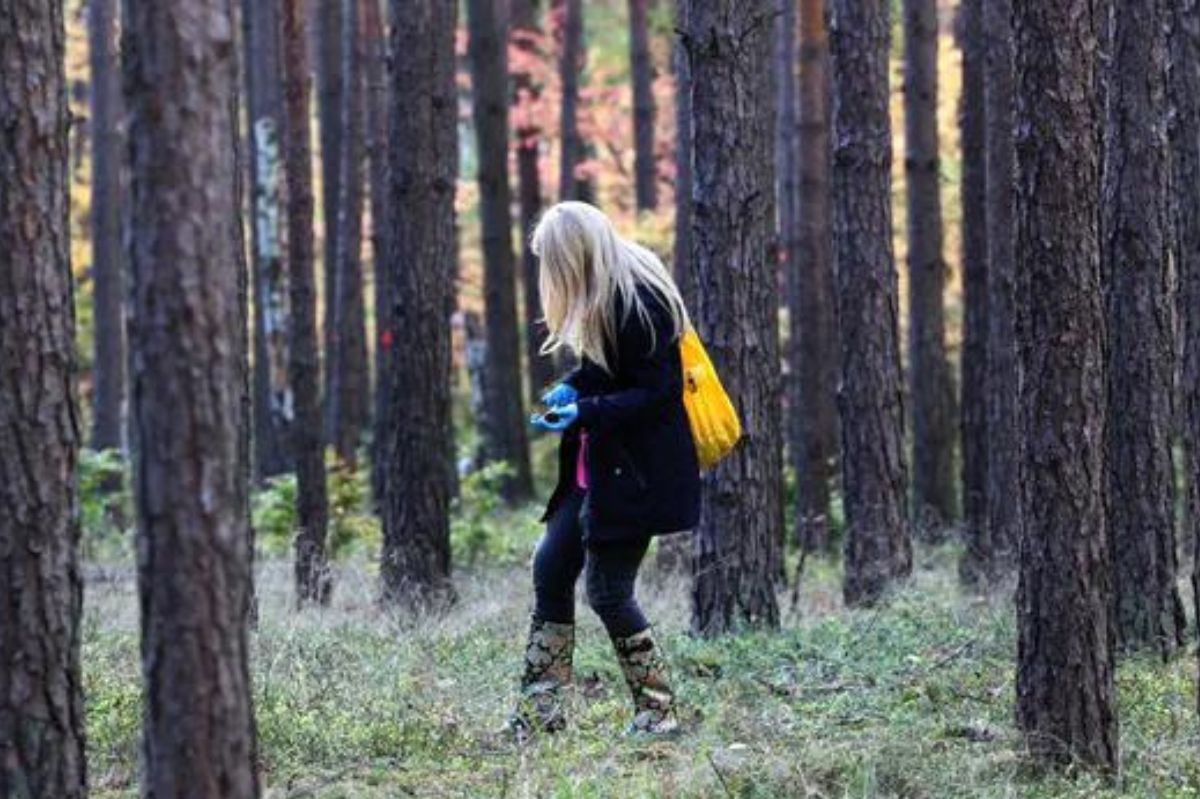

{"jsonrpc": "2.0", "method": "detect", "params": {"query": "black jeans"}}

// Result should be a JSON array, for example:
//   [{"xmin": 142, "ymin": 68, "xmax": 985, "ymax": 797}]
[{"xmin": 533, "ymin": 488, "xmax": 651, "ymax": 638}]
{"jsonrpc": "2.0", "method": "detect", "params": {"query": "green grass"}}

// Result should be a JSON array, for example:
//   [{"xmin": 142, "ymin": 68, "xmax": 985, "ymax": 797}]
[{"xmin": 83, "ymin": 538, "xmax": 1199, "ymax": 798}]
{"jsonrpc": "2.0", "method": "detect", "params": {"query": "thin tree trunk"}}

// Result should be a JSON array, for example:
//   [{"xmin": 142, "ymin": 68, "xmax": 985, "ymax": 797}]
[
  {"xmin": 984, "ymin": 0, "xmax": 1020, "ymax": 569},
  {"xmin": 689, "ymin": 0, "xmax": 783, "ymax": 636},
  {"xmin": 244, "ymin": 0, "xmax": 293, "ymax": 480},
  {"xmin": 282, "ymin": 0, "xmax": 332, "ymax": 606},
  {"xmin": 1104, "ymin": 0, "xmax": 1185, "ymax": 655},
  {"xmin": 1168, "ymin": 0, "xmax": 1200, "ymax": 716},
  {"xmin": 0, "ymin": 1, "xmax": 86, "ymax": 792},
  {"xmin": 329, "ymin": 0, "xmax": 369, "ymax": 465},
  {"xmin": 629, "ymin": 0, "xmax": 658, "ymax": 211},
  {"xmin": 902, "ymin": 0, "xmax": 957, "ymax": 533},
  {"xmin": 511, "ymin": 0, "xmax": 555, "ymax": 400},
  {"xmin": 124, "ymin": 0, "xmax": 261, "ymax": 791},
  {"xmin": 318, "ymin": 0, "xmax": 344, "ymax": 438},
  {"xmin": 381, "ymin": 0, "xmax": 457, "ymax": 607},
  {"xmin": 364, "ymin": 0, "xmax": 391, "ymax": 504},
  {"xmin": 555, "ymin": 0, "xmax": 586, "ymax": 201},
  {"xmin": 958, "ymin": 0, "xmax": 990, "ymax": 585},
  {"xmin": 89, "ymin": 0, "xmax": 126, "ymax": 452},
  {"xmin": 468, "ymin": 0, "xmax": 534, "ymax": 502},
  {"xmin": 1012, "ymin": 0, "xmax": 1118, "ymax": 769},
  {"xmin": 828, "ymin": 0, "xmax": 912, "ymax": 606},
  {"xmin": 794, "ymin": 0, "xmax": 838, "ymax": 553}
]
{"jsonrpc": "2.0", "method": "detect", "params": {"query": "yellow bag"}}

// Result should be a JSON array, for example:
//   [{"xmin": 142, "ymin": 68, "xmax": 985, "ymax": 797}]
[{"xmin": 679, "ymin": 328, "xmax": 742, "ymax": 470}]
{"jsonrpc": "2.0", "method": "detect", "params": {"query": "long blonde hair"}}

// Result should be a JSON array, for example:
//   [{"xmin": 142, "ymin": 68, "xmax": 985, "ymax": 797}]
[{"xmin": 531, "ymin": 202, "xmax": 689, "ymax": 373}]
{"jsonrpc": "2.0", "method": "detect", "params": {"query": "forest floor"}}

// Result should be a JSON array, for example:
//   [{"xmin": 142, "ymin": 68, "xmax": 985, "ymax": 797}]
[{"xmin": 84, "ymin": 538, "xmax": 1198, "ymax": 798}]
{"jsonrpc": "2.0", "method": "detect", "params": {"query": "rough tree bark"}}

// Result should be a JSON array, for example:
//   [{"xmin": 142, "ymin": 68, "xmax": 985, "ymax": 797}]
[
  {"xmin": 828, "ymin": 0, "xmax": 912, "ymax": 606},
  {"xmin": 364, "ymin": 0, "xmax": 391, "ymax": 504},
  {"xmin": 1103, "ymin": 0, "xmax": 1185, "ymax": 656},
  {"xmin": 902, "ymin": 0, "xmax": 957, "ymax": 533},
  {"xmin": 555, "ymin": 0, "xmax": 588, "ymax": 201},
  {"xmin": 510, "ymin": 0, "xmax": 556, "ymax": 399},
  {"xmin": 467, "ymin": 0, "xmax": 534, "ymax": 501},
  {"xmin": 0, "ymin": 1, "xmax": 86, "ymax": 792},
  {"xmin": 123, "ymin": 0, "xmax": 261, "ymax": 792},
  {"xmin": 1168, "ymin": 0, "xmax": 1200, "ymax": 714},
  {"xmin": 689, "ymin": 0, "xmax": 783, "ymax": 635},
  {"xmin": 244, "ymin": 0, "xmax": 293, "ymax": 480},
  {"xmin": 793, "ymin": 0, "xmax": 838, "ymax": 553},
  {"xmin": 282, "ymin": 0, "xmax": 332, "ymax": 605},
  {"xmin": 381, "ymin": 0, "xmax": 457, "ymax": 607},
  {"xmin": 629, "ymin": 0, "xmax": 658, "ymax": 211},
  {"xmin": 329, "ymin": 0, "xmax": 370, "ymax": 465},
  {"xmin": 89, "ymin": 0, "xmax": 126, "ymax": 452},
  {"xmin": 958, "ymin": 0, "xmax": 990, "ymax": 585},
  {"xmin": 1012, "ymin": 0, "xmax": 1118, "ymax": 768},
  {"xmin": 984, "ymin": 0, "xmax": 1020, "ymax": 568}
]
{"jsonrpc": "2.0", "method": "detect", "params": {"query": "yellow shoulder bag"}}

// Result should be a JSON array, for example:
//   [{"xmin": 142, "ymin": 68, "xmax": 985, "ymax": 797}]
[{"xmin": 679, "ymin": 327, "xmax": 742, "ymax": 470}]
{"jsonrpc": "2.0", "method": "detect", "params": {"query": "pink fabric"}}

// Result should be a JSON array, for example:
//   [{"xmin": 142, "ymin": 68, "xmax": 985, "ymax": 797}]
[{"xmin": 575, "ymin": 430, "xmax": 589, "ymax": 489}]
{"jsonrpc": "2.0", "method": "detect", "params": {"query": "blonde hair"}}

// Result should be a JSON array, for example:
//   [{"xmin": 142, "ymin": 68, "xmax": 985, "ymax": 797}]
[{"xmin": 531, "ymin": 202, "xmax": 689, "ymax": 373}]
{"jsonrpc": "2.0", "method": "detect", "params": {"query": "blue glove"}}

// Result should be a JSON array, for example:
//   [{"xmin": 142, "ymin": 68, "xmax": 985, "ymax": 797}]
[
  {"xmin": 541, "ymin": 382, "xmax": 578, "ymax": 408},
  {"xmin": 530, "ymin": 403, "xmax": 579, "ymax": 432}
]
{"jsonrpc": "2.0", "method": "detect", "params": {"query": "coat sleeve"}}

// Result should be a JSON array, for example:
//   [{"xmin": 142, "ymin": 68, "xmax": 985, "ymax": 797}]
[
  {"xmin": 575, "ymin": 295, "xmax": 681, "ymax": 433},
  {"xmin": 562, "ymin": 359, "xmax": 608, "ymax": 397}
]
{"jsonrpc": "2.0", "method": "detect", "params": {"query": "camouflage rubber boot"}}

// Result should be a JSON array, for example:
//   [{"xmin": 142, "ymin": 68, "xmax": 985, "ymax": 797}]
[
  {"xmin": 611, "ymin": 628, "xmax": 679, "ymax": 736},
  {"xmin": 506, "ymin": 618, "xmax": 575, "ymax": 740}
]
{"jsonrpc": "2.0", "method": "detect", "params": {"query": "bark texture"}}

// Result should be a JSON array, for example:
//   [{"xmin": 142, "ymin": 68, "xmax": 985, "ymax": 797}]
[
  {"xmin": 0, "ymin": 1, "xmax": 86, "ymax": 792},
  {"xmin": 902, "ymin": 0, "xmax": 957, "ymax": 532},
  {"xmin": 793, "ymin": 0, "xmax": 838, "ymax": 552},
  {"xmin": 468, "ymin": 0, "xmax": 534, "ymax": 501},
  {"xmin": 1012, "ymin": 0, "xmax": 1118, "ymax": 768},
  {"xmin": 282, "ymin": 0, "xmax": 332, "ymax": 605},
  {"xmin": 555, "ymin": 0, "xmax": 586, "ymax": 201},
  {"xmin": 244, "ymin": 0, "xmax": 293, "ymax": 480},
  {"xmin": 511, "ymin": 0, "xmax": 555, "ymax": 399},
  {"xmin": 958, "ymin": 0, "xmax": 990, "ymax": 585},
  {"xmin": 828, "ymin": 0, "xmax": 912, "ymax": 606},
  {"xmin": 123, "ymin": 0, "xmax": 260, "ymax": 792},
  {"xmin": 318, "ymin": 0, "xmax": 344, "ymax": 434},
  {"xmin": 1103, "ymin": 0, "xmax": 1185, "ymax": 655},
  {"xmin": 381, "ymin": 0, "xmax": 457, "ymax": 606},
  {"xmin": 89, "ymin": 0, "xmax": 126, "ymax": 452},
  {"xmin": 688, "ymin": 0, "xmax": 783, "ymax": 635},
  {"xmin": 329, "ymin": 0, "xmax": 370, "ymax": 465},
  {"xmin": 984, "ymin": 0, "xmax": 1020, "ymax": 568},
  {"xmin": 1168, "ymin": 0, "xmax": 1200, "ymax": 715},
  {"xmin": 629, "ymin": 0, "xmax": 658, "ymax": 210}
]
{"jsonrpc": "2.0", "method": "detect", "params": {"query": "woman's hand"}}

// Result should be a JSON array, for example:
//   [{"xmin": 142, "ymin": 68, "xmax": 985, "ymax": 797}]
[
  {"xmin": 540, "ymin": 382, "xmax": 578, "ymax": 408},
  {"xmin": 530, "ymin": 403, "xmax": 579, "ymax": 432}
]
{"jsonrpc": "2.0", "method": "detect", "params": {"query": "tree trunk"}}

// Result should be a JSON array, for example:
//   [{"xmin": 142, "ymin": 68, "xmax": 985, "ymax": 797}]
[
  {"xmin": 89, "ymin": 0, "xmax": 126, "ymax": 452},
  {"xmin": 629, "ymin": 0, "xmax": 658, "ymax": 211},
  {"xmin": 468, "ymin": 0, "xmax": 534, "ymax": 502},
  {"xmin": 0, "ymin": 2, "xmax": 86, "ymax": 792},
  {"xmin": 984, "ymin": 0, "xmax": 1020, "ymax": 569},
  {"xmin": 958, "ymin": 0, "xmax": 990, "ymax": 585},
  {"xmin": 902, "ymin": 0, "xmax": 956, "ymax": 533},
  {"xmin": 555, "ymin": 0, "xmax": 587, "ymax": 201},
  {"xmin": 689, "ymin": 0, "xmax": 783, "ymax": 636},
  {"xmin": 1012, "ymin": 0, "xmax": 1118, "ymax": 769},
  {"xmin": 318, "ymin": 0, "xmax": 343, "ymax": 438},
  {"xmin": 282, "ymin": 0, "xmax": 332, "ymax": 605},
  {"xmin": 775, "ymin": 0, "xmax": 798, "ymax": 555},
  {"xmin": 1168, "ymin": 0, "xmax": 1200, "ymax": 716},
  {"xmin": 793, "ymin": 0, "xmax": 838, "ymax": 553},
  {"xmin": 381, "ymin": 0, "xmax": 457, "ymax": 607},
  {"xmin": 123, "ymin": 0, "xmax": 261, "ymax": 791},
  {"xmin": 364, "ymin": 0, "xmax": 391, "ymax": 504},
  {"xmin": 511, "ymin": 0, "xmax": 556, "ymax": 400},
  {"xmin": 828, "ymin": 0, "xmax": 912, "ymax": 606},
  {"xmin": 1104, "ymin": 0, "xmax": 1185, "ymax": 655},
  {"xmin": 244, "ymin": 0, "xmax": 293, "ymax": 481},
  {"xmin": 329, "ymin": 0, "xmax": 370, "ymax": 465}
]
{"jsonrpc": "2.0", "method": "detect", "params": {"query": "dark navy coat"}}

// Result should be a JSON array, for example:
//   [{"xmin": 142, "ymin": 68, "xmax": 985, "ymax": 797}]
[{"xmin": 541, "ymin": 286, "xmax": 701, "ymax": 541}]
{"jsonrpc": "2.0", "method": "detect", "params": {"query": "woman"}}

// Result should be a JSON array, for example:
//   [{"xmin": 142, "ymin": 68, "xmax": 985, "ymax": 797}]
[{"xmin": 508, "ymin": 202, "xmax": 701, "ymax": 739}]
